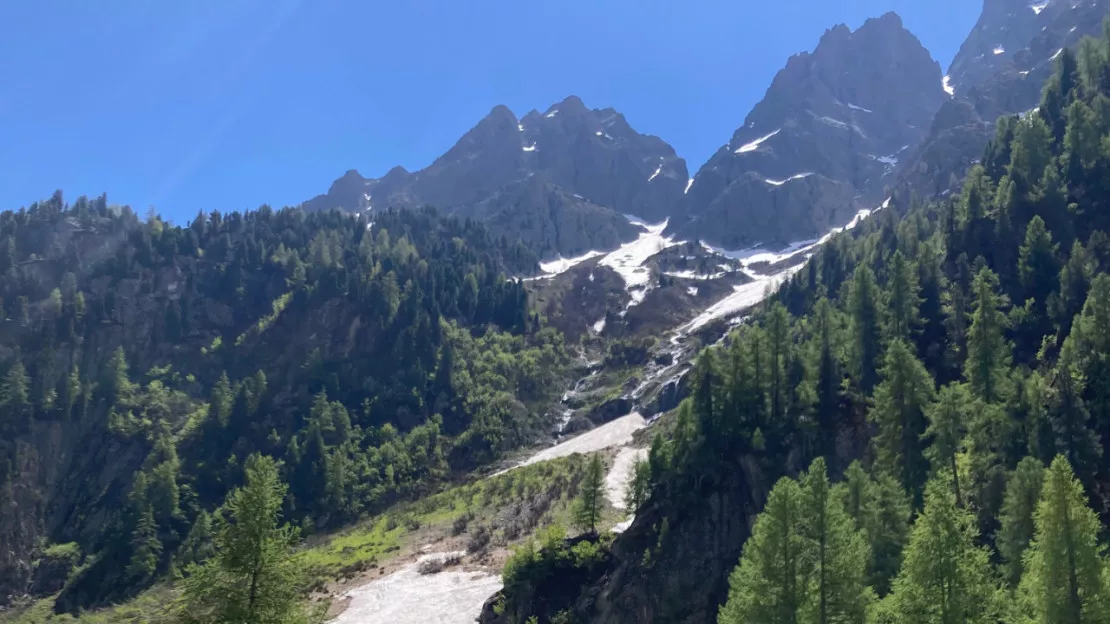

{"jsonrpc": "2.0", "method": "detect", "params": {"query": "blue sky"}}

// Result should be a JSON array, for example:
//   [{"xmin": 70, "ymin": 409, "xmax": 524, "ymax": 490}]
[{"xmin": 0, "ymin": 0, "xmax": 979, "ymax": 223}]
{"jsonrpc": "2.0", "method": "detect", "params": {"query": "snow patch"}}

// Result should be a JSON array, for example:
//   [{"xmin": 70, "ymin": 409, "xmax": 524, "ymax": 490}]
[
  {"xmin": 679, "ymin": 268, "xmax": 802, "ymax": 334},
  {"xmin": 1031, "ymin": 1, "xmax": 1049, "ymax": 14},
  {"xmin": 687, "ymin": 286, "xmax": 699, "ymax": 297},
  {"xmin": 334, "ymin": 552, "xmax": 501, "ymax": 624},
  {"xmin": 513, "ymin": 413, "xmax": 648, "ymax": 470},
  {"xmin": 522, "ymin": 143, "xmax": 537, "ymax": 152},
  {"xmin": 600, "ymin": 219, "xmax": 680, "ymax": 295},
  {"xmin": 545, "ymin": 109, "xmax": 558, "ymax": 118},
  {"xmin": 538, "ymin": 250, "xmax": 605, "ymax": 276},
  {"xmin": 847, "ymin": 103, "xmax": 873, "ymax": 113},
  {"xmin": 518, "ymin": 123, "xmax": 525, "ymax": 132},
  {"xmin": 764, "ymin": 172, "xmax": 813, "ymax": 186},
  {"xmin": 595, "ymin": 130, "xmax": 603, "ymax": 136},
  {"xmin": 664, "ymin": 270, "xmax": 729, "ymax": 280},
  {"xmin": 994, "ymin": 46, "xmax": 1006, "ymax": 55},
  {"xmin": 593, "ymin": 317, "xmax": 607, "ymax": 333},
  {"xmin": 648, "ymin": 163, "xmax": 663, "ymax": 182},
  {"xmin": 943, "ymin": 75, "xmax": 955, "ymax": 96},
  {"xmin": 605, "ymin": 447, "xmax": 648, "ymax": 511},
  {"xmin": 735, "ymin": 129, "xmax": 781, "ymax": 154},
  {"xmin": 1051, "ymin": 48, "xmax": 1063, "ymax": 61},
  {"xmin": 684, "ymin": 178, "xmax": 695, "ymax": 194}
]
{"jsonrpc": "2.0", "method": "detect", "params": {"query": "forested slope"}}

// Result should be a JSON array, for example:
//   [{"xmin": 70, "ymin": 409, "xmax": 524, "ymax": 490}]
[
  {"xmin": 491, "ymin": 25, "xmax": 1110, "ymax": 624},
  {"xmin": 0, "ymin": 200, "xmax": 570, "ymax": 612}
]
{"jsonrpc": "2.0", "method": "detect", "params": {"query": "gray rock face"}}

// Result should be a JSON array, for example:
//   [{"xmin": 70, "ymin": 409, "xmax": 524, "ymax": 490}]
[
  {"xmin": 677, "ymin": 12, "xmax": 946, "ymax": 249},
  {"xmin": 897, "ymin": 0, "xmax": 1110, "ymax": 201},
  {"xmin": 302, "ymin": 96, "xmax": 688, "ymax": 259}
]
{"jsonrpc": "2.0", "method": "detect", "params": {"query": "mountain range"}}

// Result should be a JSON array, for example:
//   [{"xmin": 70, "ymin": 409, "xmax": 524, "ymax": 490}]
[{"xmin": 303, "ymin": 0, "xmax": 1107, "ymax": 261}]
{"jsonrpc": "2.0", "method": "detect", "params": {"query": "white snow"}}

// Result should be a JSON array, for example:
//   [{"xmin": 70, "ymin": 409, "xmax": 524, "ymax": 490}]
[
  {"xmin": 612, "ymin": 518, "xmax": 634, "ymax": 533},
  {"xmin": 538, "ymin": 250, "xmax": 605, "ymax": 276},
  {"xmin": 819, "ymin": 116, "xmax": 849, "ymax": 130},
  {"xmin": 994, "ymin": 46, "xmax": 1006, "ymax": 55},
  {"xmin": 595, "ymin": 130, "xmax": 604, "ymax": 136},
  {"xmin": 687, "ymin": 286, "xmax": 699, "ymax": 296},
  {"xmin": 515, "ymin": 413, "xmax": 648, "ymax": 469},
  {"xmin": 700, "ymin": 238, "xmax": 819, "ymax": 269},
  {"xmin": 943, "ymin": 75, "xmax": 955, "ymax": 96},
  {"xmin": 522, "ymin": 143, "xmax": 537, "ymax": 152},
  {"xmin": 648, "ymin": 163, "xmax": 663, "ymax": 182},
  {"xmin": 735, "ymin": 129, "xmax": 781, "ymax": 154},
  {"xmin": 333, "ymin": 552, "xmax": 501, "ymax": 624},
  {"xmin": 1031, "ymin": 1, "xmax": 1049, "ymax": 14},
  {"xmin": 593, "ymin": 317, "xmax": 607, "ymax": 333},
  {"xmin": 518, "ymin": 123, "xmax": 525, "ymax": 132},
  {"xmin": 847, "ymin": 103, "xmax": 873, "ymax": 113},
  {"xmin": 605, "ymin": 447, "xmax": 648, "ymax": 511},
  {"xmin": 546, "ymin": 109, "xmax": 558, "ymax": 118},
  {"xmin": 599, "ymin": 219, "xmax": 680, "ymax": 293},
  {"xmin": 663, "ymin": 269, "xmax": 729, "ymax": 280},
  {"xmin": 1051, "ymin": 48, "xmax": 1064, "ymax": 61},
  {"xmin": 764, "ymin": 172, "xmax": 813, "ymax": 186},
  {"xmin": 684, "ymin": 178, "xmax": 695, "ymax": 194},
  {"xmin": 679, "ymin": 267, "xmax": 803, "ymax": 334}
]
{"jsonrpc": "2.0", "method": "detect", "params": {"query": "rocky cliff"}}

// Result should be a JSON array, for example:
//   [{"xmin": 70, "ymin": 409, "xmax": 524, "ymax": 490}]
[
  {"xmin": 303, "ymin": 96, "xmax": 687, "ymax": 259},
  {"xmin": 675, "ymin": 12, "xmax": 945, "ymax": 249}
]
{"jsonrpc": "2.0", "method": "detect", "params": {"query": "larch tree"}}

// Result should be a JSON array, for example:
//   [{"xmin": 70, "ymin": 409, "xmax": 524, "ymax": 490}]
[
  {"xmin": 965, "ymin": 268, "xmax": 1012, "ymax": 405},
  {"xmin": 1016, "ymin": 456, "xmax": 1110, "ymax": 624},
  {"xmin": 870, "ymin": 339, "xmax": 936, "ymax": 505},
  {"xmin": 573, "ymin": 453, "xmax": 605, "ymax": 535},
  {"xmin": 996, "ymin": 456, "xmax": 1045, "ymax": 587},
  {"xmin": 798, "ymin": 458, "xmax": 870, "ymax": 624},
  {"xmin": 719, "ymin": 477, "xmax": 806, "ymax": 624},
  {"xmin": 886, "ymin": 250, "xmax": 922, "ymax": 344},
  {"xmin": 884, "ymin": 479, "xmax": 1001, "ymax": 624},
  {"xmin": 179, "ymin": 453, "xmax": 316, "ymax": 624},
  {"xmin": 923, "ymin": 383, "xmax": 970, "ymax": 507},
  {"xmin": 848, "ymin": 265, "xmax": 883, "ymax": 394}
]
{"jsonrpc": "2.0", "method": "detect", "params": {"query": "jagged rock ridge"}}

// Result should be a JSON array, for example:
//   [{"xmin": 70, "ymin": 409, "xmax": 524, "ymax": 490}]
[
  {"xmin": 302, "ymin": 96, "xmax": 688, "ymax": 260},
  {"xmin": 674, "ymin": 12, "xmax": 946, "ymax": 249}
]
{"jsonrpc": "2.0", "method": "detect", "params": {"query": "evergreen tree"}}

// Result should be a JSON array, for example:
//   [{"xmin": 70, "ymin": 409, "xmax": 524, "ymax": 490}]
[
  {"xmin": 997, "ymin": 457, "xmax": 1045, "ymax": 587},
  {"xmin": 848, "ymin": 265, "xmax": 883, "ymax": 393},
  {"xmin": 810, "ymin": 298, "xmax": 845, "ymax": 462},
  {"xmin": 965, "ymin": 268, "xmax": 1012, "ymax": 404},
  {"xmin": 870, "ymin": 339, "xmax": 935, "ymax": 503},
  {"xmin": 923, "ymin": 383, "xmax": 970, "ymax": 506},
  {"xmin": 884, "ymin": 479, "xmax": 1001, "ymax": 624},
  {"xmin": 127, "ymin": 505, "xmax": 163, "ymax": 580},
  {"xmin": 1019, "ymin": 216, "xmax": 1061, "ymax": 329},
  {"xmin": 887, "ymin": 251, "xmax": 922, "ymax": 343},
  {"xmin": 179, "ymin": 454, "xmax": 315, "ymax": 624},
  {"xmin": 1016, "ymin": 456, "xmax": 1110, "ymax": 624},
  {"xmin": 573, "ymin": 453, "xmax": 605, "ymax": 535},
  {"xmin": 624, "ymin": 457, "xmax": 651, "ymax": 512},
  {"xmin": 797, "ymin": 458, "xmax": 870, "ymax": 624},
  {"xmin": 719, "ymin": 477, "xmax": 805, "ymax": 624},
  {"xmin": 840, "ymin": 461, "xmax": 911, "ymax": 596}
]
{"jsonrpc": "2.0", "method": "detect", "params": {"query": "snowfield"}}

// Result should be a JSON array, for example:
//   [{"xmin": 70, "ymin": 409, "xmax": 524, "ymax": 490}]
[
  {"xmin": 605, "ymin": 447, "xmax": 648, "ymax": 510},
  {"xmin": 333, "ymin": 552, "xmax": 501, "ymax": 624}
]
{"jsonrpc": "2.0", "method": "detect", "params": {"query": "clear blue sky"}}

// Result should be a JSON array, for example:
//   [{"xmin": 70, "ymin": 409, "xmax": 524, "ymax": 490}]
[{"xmin": 0, "ymin": 0, "xmax": 979, "ymax": 223}]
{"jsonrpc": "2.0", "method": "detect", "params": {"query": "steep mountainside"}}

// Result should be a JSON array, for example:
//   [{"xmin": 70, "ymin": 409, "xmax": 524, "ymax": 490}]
[
  {"xmin": 0, "ymin": 199, "xmax": 571, "ymax": 612},
  {"xmin": 675, "ymin": 12, "xmax": 945, "ymax": 249},
  {"xmin": 303, "ymin": 96, "xmax": 688, "ymax": 260},
  {"xmin": 896, "ymin": 0, "xmax": 1110, "ymax": 200}
]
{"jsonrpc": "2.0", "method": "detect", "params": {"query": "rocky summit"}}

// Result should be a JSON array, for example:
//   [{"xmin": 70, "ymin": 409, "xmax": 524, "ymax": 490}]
[
  {"xmin": 675, "ymin": 12, "xmax": 945, "ymax": 249},
  {"xmin": 302, "ymin": 96, "xmax": 687, "ymax": 260}
]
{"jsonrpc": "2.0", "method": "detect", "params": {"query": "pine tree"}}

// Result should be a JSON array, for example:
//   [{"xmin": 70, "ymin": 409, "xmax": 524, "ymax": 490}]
[
  {"xmin": 624, "ymin": 457, "xmax": 651, "ymax": 512},
  {"xmin": 924, "ymin": 383, "xmax": 970, "ymax": 506},
  {"xmin": 870, "ymin": 339, "xmax": 935, "ymax": 503},
  {"xmin": 179, "ymin": 454, "xmax": 314, "ymax": 624},
  {"xmin": 885, "ymin": 479, "xmax": 1001, "ymax": 624},
  {"xmin": 848, "ymin": 265, "xmax": 883, "ymax": 393},
  {"xmin": 1016, "ymin": 456, "xmax": 1110, "ymax": 624},
  {"xmin": 1019, "ymin": 216, "xmax": 1061, "ymax": 324},
  {"xmin": 797, "ymin": 458, "xmax": 870, "ymax": 624},
  {"xmin": 965, "ymin": 268, "xmax": 1012, "ymax": 404},
  {"xmin": 997, "ymin": 457, "xmax": 1045, "ymax": 587},
  {"xmin": 0, "ymin": 358, "xmax": 30, "ymax": 431},
  {"xmin": 719, "ymin": 477, "xmax": 805, "ymax": 624},
  {"xmin": 810, "ymin": 298, "xmax": 845, "ymax": 462},
  {"xmin": 573, "ymin": 453, "xmax": 605, "ymax": 535},
  {"xmin": 127, "ymin": 504, "xmax": 162, "ymax": 580}
]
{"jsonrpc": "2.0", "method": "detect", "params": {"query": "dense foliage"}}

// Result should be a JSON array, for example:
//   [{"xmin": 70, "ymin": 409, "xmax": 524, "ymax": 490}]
[
  {"xmin": 0, "ymin": 200, "xmax": 569, "ymax": 611},
  {"xmin": 622, "ymin": 25, "xmax": 1110, "ymax": 624}
]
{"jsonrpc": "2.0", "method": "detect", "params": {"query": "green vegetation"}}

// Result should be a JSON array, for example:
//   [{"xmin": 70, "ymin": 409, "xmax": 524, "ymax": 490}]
[{"xmin": 0, "ymin": 201, "xmax": 569, "ymax": 611}]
